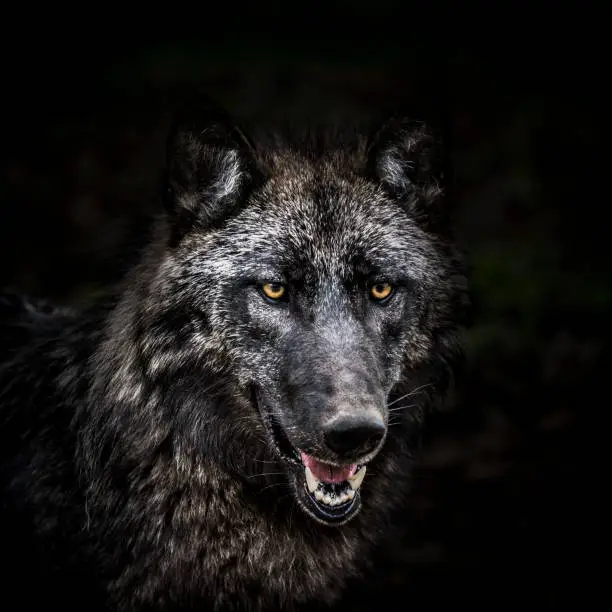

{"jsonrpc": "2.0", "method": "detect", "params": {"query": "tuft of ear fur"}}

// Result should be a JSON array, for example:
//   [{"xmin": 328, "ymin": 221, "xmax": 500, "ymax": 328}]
[
  {"xmin": 366, "ymin": 117, "xmax": 448, "ymax": 231},
  {"xmin": 164, "ymin": 94, "xmax": 259, "ymax": 237}
]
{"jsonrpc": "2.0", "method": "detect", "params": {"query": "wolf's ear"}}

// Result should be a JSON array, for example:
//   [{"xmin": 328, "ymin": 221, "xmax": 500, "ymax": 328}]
[
  {"xmin": 164, "ymin": 94, "xmax": 258, "ymax": 233},
  {"xmin": 366, "ymin": 117, "xmax": 448, "ymax": 230}
]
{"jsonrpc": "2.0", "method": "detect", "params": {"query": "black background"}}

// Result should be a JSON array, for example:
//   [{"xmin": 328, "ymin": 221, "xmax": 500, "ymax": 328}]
[{"xmin": 0, "ymin": 8, "xmax": 605, "ymax": 609}]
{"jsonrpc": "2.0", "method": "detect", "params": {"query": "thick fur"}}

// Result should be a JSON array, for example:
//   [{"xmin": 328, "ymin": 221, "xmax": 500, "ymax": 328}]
[{"xmin": 0, "ymin": 97, "xmax": 468, "ymax": 611}]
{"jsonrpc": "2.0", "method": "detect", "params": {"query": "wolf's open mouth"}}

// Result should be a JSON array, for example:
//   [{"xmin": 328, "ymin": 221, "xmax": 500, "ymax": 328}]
[
  {"xmin": 258, "ymin": 402, "xmax": 365, "ymax": 525},
  {"xmin": 300, "ymin": 451, "xmax": 365, "ymax": 521}
]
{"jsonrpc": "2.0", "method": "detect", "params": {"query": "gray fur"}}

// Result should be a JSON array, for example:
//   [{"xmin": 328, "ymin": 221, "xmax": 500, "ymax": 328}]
[{"xmin": 0, "ymin": 97, "xmax": 468, "ymax": 611}]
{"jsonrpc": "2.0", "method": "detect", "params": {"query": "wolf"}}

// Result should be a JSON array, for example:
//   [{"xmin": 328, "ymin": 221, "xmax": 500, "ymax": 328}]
[{"xmin": 0, "ymin": 95, "xmax": 468, "ymax": 611}]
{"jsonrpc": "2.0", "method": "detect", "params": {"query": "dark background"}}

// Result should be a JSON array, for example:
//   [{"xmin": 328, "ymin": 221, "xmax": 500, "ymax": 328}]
[{"xmin": 0, "ymin": 15, "xmax": 605, "ymax": 610}]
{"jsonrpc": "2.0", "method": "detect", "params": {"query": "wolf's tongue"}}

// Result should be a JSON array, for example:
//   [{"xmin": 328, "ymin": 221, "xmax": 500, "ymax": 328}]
[{"xmin": 300, "ymin": 451, "xmax": 358, "ymax": 483}]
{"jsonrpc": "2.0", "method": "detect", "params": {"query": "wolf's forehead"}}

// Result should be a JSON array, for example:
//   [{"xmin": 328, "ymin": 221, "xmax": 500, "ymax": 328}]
[
  {"xmin": 243, "ymin": 183, "xmax": 392, "ymax": 252},
  {"xmin": 215, "ymin": 176, "xmax": 430, "ymax": 279},
  {"xmin": 255, "ymin": 175, "xmax": 399, "ymax": 242}
]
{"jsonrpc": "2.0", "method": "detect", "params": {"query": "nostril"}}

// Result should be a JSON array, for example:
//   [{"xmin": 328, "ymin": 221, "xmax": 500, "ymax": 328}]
[{"xmin": 323, "ymin": 416, "xmax": 386, "ymax": 457}]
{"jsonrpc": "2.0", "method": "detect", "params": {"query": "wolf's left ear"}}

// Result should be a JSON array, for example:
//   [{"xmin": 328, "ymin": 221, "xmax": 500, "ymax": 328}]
[
  {"xmin": 366, "ymin": 117, "xmax": 448, "ymax": 231},
  {"xmin": 164, "ymin": 94, "xmax": 259, "ymax": 235}
]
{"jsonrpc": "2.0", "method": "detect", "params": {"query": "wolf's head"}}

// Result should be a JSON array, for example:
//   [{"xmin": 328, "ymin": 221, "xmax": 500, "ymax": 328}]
[{"xmin": 130, "ymin": 96, "xmax": 466, "ymax": 527}]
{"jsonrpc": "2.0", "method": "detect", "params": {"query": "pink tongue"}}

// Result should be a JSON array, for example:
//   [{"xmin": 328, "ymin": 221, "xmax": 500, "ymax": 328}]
[{"xmin": 300, "ymin": 451, "xmax": 358, "ymax": 483}]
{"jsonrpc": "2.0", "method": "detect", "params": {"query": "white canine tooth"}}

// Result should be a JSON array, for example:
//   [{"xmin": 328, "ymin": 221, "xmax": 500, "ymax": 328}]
[
  {"xmin": 304, "ymin": 467, "xmax": 320, "ymax": 494},
  {"xmin": 347, "ymin": 489, "xmax": 356, "ymax": 499},
  {"xmin": 348, "ymin": 466, "xmax": 366, "ymax": 491},
  {"xmin": 323, "ymin": 493, "xmax": 333, "ymax": 505},
  {"xmin": 314, "ymin": 489, "xmax": 324, "ymax": 501}
]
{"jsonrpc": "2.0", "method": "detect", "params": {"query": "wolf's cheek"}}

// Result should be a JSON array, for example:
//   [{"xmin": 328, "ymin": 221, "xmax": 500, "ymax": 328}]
[
  {"xmin": 242, "ymin": 292, "xmax": 292, "ymax": 343},
  {"xmin": 373, "ymin": 290, "xmax": 435, "ymax": 370},
  {"xmin": 219, "ymin": 291, "xmax": 294, "ymax": 380},
  {"xmin": 359, "ymin": 298, "xmax": 411, "ymax": 385}
]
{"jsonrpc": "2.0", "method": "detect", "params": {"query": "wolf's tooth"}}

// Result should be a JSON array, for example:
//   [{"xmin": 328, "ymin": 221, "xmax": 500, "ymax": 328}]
[
  {"xmin": 348, "ymin": 466, "xmax": 366, "ymax": 490},
  {"xmin": 347, "ymin": 488, "xmax": 356, "ymax": 499},
  {"xmin": 314, "ymin": 489, "xmax": 324, "ymax": 501},
  {"xmin": 304, "ymin": 467, "xmax": 320, "ymax": 493}
]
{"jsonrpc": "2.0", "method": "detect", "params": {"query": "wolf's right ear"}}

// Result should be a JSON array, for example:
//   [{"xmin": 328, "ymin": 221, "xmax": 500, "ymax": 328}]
[
  {"xmin": 163, "ymin": 95, "xmax": 259, "ymax": 234},
  {"xmin": 366, "ymin": 116, "xmax": 449, "ymax": 231}
]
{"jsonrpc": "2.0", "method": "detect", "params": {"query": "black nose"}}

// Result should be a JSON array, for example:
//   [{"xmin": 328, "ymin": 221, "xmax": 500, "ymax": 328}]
[{"xmin": 323, "ymin": 415, "xmax": 386, "ymax": 457}]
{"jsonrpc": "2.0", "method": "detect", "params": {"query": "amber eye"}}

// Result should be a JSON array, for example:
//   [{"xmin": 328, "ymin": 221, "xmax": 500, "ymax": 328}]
[
  {"xmin": 370, "ymin": 282, "xmax": 393, "ymax": 302},
  {"xmin": 261, "ymin": 282, "xmax": 286, "ymax": 301}
]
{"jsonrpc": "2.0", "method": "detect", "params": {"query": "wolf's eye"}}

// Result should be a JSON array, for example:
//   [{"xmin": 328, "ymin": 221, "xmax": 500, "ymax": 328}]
[
  {"xmin": 370, "ymin": 282, "xmax": 394, "ymax": 302},
  {"xmin": 261, "ymin": 282, "xmax": 286, "ymax": 303}
]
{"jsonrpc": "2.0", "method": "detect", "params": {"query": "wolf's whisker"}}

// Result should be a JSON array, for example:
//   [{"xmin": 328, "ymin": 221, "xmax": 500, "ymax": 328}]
[{"xmin": 387, "ymin": 383, "xmax": 433, "ymax": 407}]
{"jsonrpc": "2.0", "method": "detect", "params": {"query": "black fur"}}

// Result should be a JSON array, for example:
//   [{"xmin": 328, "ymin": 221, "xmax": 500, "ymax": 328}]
[{"xmin": 0, "ymin": 97, "xmax": 468, "ymax": 611}]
